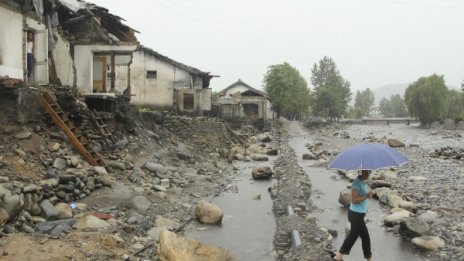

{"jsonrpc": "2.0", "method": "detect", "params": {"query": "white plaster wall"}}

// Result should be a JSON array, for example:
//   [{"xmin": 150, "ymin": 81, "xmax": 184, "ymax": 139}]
[
  {"xmin": 131, "ymin": 50, "xmax": 196, "ymax": 108},
  {"xmin": 0, "ymin": 7, "xmax": 23, "ymax": 79},
  {"xmin": 52, "ymin": 33, "xmax": 74, "ymax": 86},
  {"xmin": 74, "ymin": 44, "xmax": 137, "ymax": 93}
]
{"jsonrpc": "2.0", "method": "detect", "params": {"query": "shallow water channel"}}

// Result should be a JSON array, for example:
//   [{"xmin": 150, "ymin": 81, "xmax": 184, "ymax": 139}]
[
  {"xmin": 288, "ymin": 122, "xmax": 425, "ymax": 261},
  {"xmin": 186, "ymin": 160, "xmax": 277, "ymax": 261}
]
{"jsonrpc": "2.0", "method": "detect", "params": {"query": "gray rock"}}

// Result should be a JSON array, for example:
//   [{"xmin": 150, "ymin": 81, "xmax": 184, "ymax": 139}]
[
  {"xmin": 36, "ymin": 219, "xmax": 76, "ymax": 234},
  {"xmin": 0, "ymin": 185, "xmax": 9, "ymax": 199},
  {"xmin": 53, "ymin": 158, "xmax": 67, "ymax": 170},
  {"xmin": 418, "ymin": 210, "xmax": 439, "ymax": 224},
  {"xmin": 399, "ymin": 218, "xmax": 431, "ymax": 238},
  {"xmin": 23, "ymin": 184, "xmax": 39, "ymax": 193},
  {"xmin": 251, "ymin": 155, "xmax": 269, "ymax": 161},
  {"xmin": 130, "ymin": 196, "xmax": 151, "ymax": 212},
  {"xmin": 94, "ymin": 166, "xmax": 108, "ymax": 175},
  {"xmin": 143, "ymin": 162, "xmax": 167, "ymax": 174},
  {"xmin": 3, "ymin": 194, "xmax": 24, "ymax": 222},
  {"xmin": 50, "ymin": 223, "xmax": 73, "ymax": 235},
  {"xmin": 39, "ymin": 200, "xmax": 58, "ymax": 220},
  {"xmin": 15, "ymin": 131, "xmax": 32, "ymax": 139},
  {"xmin": 338, "ymin": 189, "xmax": 351, "ymax": 207}
]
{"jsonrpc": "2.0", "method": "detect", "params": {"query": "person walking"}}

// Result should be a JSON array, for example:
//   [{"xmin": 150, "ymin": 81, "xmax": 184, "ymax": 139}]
[{"xmin": 333, "ymin": 169, "xmax": 374, "ymax": 261}]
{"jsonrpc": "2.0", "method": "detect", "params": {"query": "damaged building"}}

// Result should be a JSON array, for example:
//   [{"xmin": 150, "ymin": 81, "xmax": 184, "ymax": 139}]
[
  {"xmin": 130, "ymin": 46, "xmax": 216, "ymax": 114},
  {"xmin": 218, "ymin": 79, "xmax": 273, "ymax": 120}
]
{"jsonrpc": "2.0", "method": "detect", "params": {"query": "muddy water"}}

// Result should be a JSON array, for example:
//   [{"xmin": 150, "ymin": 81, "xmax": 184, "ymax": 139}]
[
  {"xmin": 288, "ymin": 122, "xmax": 425, "ymax": 261},
  {"xmin": 186, "ymin": 160, "xmax": 277, "ymax": 261}
]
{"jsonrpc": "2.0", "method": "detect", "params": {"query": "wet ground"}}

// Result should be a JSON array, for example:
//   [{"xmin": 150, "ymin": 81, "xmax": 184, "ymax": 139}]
[
  {"xmin": 186, "ymin": 160, "xmax": 277, "ymax": 261},
  {"xmin": 287, "ymin": 121, "xmax": 430, "ymax": 261}
]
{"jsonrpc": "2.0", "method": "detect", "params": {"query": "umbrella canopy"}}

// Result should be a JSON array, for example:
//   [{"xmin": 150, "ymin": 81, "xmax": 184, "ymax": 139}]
[{"xmin": 328, "ymin": 143, "xmax": 408, "ymax": 171}]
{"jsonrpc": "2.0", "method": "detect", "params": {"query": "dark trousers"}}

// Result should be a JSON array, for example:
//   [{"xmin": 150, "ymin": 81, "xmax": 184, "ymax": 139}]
[
  {"xmin": 339, "ymin": 209, "xmax": 372, "ymax": 259},
  {"xmin": 27, "ymin": 53, "xmax": 34, "ymax": 77}
]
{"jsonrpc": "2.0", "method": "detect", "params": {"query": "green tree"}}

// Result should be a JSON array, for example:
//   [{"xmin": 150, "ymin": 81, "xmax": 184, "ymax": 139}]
[
  {"xmin": 354, "ymin": 88, "xmax": 375, "ymax": 118},
  {"xmin": 404, "ymin": 74, "xmax": 448, "ymax": 126},
  {"xmin": 389, "ymin": 94, "xmax": 408, "ymax": 117},
  {"xmin": 445, "ymin": 89, "xmax": 464, "ymax": 122},
  {"xmin": 310, "ymin": 56, "xmax": 351, "ymax": 121},
  {"xmin": 263, "ymin": 62, "xmax": 311, "ymax": 119},
  {"xmin": 379, "ymin": 97, "xmax": 394, "ymax": 117}
]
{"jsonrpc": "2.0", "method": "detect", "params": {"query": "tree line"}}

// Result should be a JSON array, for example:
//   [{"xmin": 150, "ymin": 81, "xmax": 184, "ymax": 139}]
[{"xmin": 262, "ymin": 57, "xmax": 464, "ymax": 126}]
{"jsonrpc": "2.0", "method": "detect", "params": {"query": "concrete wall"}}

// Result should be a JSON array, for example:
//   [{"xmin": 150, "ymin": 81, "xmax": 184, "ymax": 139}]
[
  {"xmin": 52, "ymin": 33, "xmax": 74, "ymax": 87},
  {"xmin": 74, "ymin": 44, "xmax": 137, "ymax": 93},
  {"xmin": 0, "ymin": 7, "xmax": 24, "ymax": 79}
]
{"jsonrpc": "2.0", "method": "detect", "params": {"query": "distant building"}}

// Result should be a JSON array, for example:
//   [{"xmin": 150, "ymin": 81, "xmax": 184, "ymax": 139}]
[{"xmin": 218, "ymin": 79, "xmax": 272, "ymax": 119}]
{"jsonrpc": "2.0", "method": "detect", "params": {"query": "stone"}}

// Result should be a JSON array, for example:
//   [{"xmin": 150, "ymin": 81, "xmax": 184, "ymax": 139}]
[
  {"xmin": 47, "ymin": 142, "xmax": 61, "ymax": 152},
  {"xmin": 158, "ymin": 229, "xmax": 236, "ymax": 261},
  {"xmin": 256, "ymin": 132, "xmax": 272, "ymax": 142},
  {"xmin": 94, "ymin": 166, "xmax": 108, "ymax": 175},
  {"xmin": 0, "ymin": 208, "xmax": 9, "ymax": 228},
  {"xmin": 3, "ymin": 194, "xmax": 24, "ymax": 222},
  {"xmin": 251, "ymin": 167, "xmax": 274, "ymax": 180},
  {"xmin": 369, "ymin": 180, "xmax": 392, "ymax": 189},
  {"xmin": 266, "ymin": 148, "xmax": 278, "ymax": 156},
  {"xmin": 15, "ymin": 131, "xmax": 32, "ymax": 140},
  {"xmin": 374, "ymin": 187, "xmax": 391, "ymax": 204},
  {"xmin": 399, "ymin": 200, "xmax": 417, "ymax": 212},
  {"xmin": 75, "ymin": 215, "xmax": 110, "ymax": 229},
  {"xmin": 338, "ymin": 189, "xmax": 351, "ymax": 207},
  {"xmin": 143, "ymin": 162, "xmax": 167, "ymax": 174},
  {"xmin": 155, "ymin": 216, "xmax": 180, "ymax": 230},
  {"xmin": 53, "ymin": 158, "xmax": 67, "ymax": 170},
  {"xmin": 147, "ymin": 227, "xmax": 163, "ymax": 240},
  {"xmin": 195, "ymin": 200, "xmax": 224, "ymax": 225},
  {"xmin": 23, "ymin": 185, "xmax": 39, "ymax": 193},
  {"xmin": 302, "ymin": 153, "xmax": 316, "ymax": 160},
  {"xmin": 399, "ymin": 218, "xmax": 431, "ymax": 238},
  {"xmin": 0, "ymin": 185, "xmax": 8, "ymax": 199},
  {"xmin": 55, "ymin": 203, "xmax": 73, "ymax": 219},
  {"xmin": 384, "ymin": 209, "xmax": 412, "ymax": 226},
  {"xmin": 39, "ymin": 178, "xmax": 59, "ymax": 188},
  {"xmin": 40, "ymin": 200, "xmax": 58, "ymax": 220},
  {"xmin": 388, "ymin": 194, "xmax": 403, "ymax": 208},
  {"xmin": 388, "ymin": 139, "xmax": 405, "ymax": 147},
  {"xmin": 130, "ymin": 196, "xmax": 151, "ymax": 212},
  {"xmin": 251, "ymin": 155, "xmax": 269, "ymax": 161},
  {"xmin": 418, "ymin": 211, "xmax": 439, "ymax": 224},
  {"xmin": 36, "ymin": 219, "xmax": 76, "ymax": 234},
  {"xmin": 411, "ymin": 236, "xmax": 445, "ymax": 251}
]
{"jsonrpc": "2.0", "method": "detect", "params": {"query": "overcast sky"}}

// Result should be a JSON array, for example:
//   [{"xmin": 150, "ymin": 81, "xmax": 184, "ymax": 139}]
[{"xmin": 89, "ymin": 0, "xmax": 464, "ymax": 93}]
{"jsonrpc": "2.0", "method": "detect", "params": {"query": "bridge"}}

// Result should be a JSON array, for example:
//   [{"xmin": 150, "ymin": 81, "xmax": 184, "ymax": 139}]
[{"xmin": 360, "ymin": 117, "xmax": 418, "ymax": 125}]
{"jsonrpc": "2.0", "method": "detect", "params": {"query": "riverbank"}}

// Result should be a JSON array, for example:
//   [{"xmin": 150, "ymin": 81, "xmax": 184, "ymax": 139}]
[{"xmin": 294, "ymin": 121, "xmax": 464, "ymax": 261}]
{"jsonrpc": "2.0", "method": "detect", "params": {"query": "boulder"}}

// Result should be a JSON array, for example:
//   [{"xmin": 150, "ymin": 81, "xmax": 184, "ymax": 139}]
[
  {"xmin": 374, "ymin": 187, "xmax": 392, "ymax": 204},
  {"xmin": 384, "ymin": 209, "xmax": 412, "ymax": 226},
  {"xmin": 266, "ymin": 148, "xmax": 278, "ymax": 156},
  {"xmin": 369, "ymin": 180, "xmax": 392, "ymax": 189},
  {"xmin": 302, "ymin": 153, "xmax": 315, "ymax": 160},
  {"xmin": 39, "ymin": 200, "xmax": 58, "ymax": 220},
  {"xmin": 55, "ymin": 203, "xmax": 73, "ymax": 219},
  {"xmin": 418, "ymin": 210, "xmax": 439, "ymax": 224},
  {"xmin": 399, "ymin": 218, "xmax": 430, "ymax": 238},
  {"xmin": 399, "ymin": 200, "xmax": 417, "ymax": 212},
  {"xmin": 338, "ymin": 189, "xmax": 351, "ymax": 208},
  {"xmin": 158, "ymin": 229, "xmax": 236, "ymax": 261},
  {"xmin": 251, "ymin": 167, "xmax": 273, "ymax": 180},
  {"xmin": 195, "ymin": 200, "xmax": 224, "ymax": 225},
  {"xmin": 411, "ymin": 236, "xmax": 445, "ymax": 251},
  {"xmin": 75, "ymin": 215, "xmax": 110, "ymax": 229},
  {"xmin": 388, "ymin": 139, "xmax": 405, "ymax": 148},
  {"xmin": 387, "ymin": 194, "xmax": 403, "ymax": 208},
  {"xmin": 3, "ymin": 194, "xmax": 24, "ymax": 222}
]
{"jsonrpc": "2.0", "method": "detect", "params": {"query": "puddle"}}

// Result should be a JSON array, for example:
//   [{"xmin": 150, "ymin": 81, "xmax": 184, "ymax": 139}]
[{"xmin": 186, "ymin": 161, "xmax": 276, "ymax": 261}]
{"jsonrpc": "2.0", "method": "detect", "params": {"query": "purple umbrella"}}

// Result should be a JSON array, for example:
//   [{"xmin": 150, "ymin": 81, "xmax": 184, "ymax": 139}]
[{"xmin": 328, "ymin": 143, "xmax": 408, "ymax": 171}]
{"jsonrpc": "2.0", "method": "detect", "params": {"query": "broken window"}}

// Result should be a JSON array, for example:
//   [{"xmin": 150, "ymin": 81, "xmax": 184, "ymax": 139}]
[
  {"xmin": 183, "ymin": 93, "xmax": 194, "ymax": 110},
  {"xmin": 146, "ymin": 70, "xmax": 157, "ymax": 78}
]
